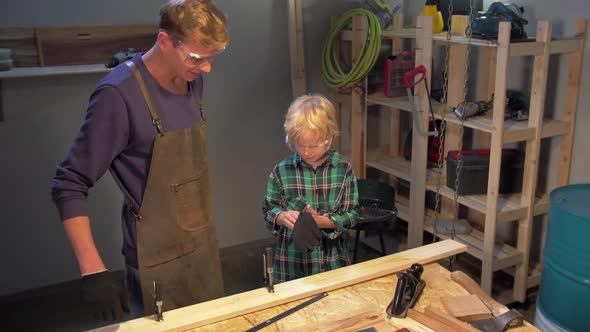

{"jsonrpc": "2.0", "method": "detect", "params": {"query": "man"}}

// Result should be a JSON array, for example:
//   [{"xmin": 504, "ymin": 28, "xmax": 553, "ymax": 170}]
[{"xmin": 51, "ymin": 0, "xmax": 228, "ymax": 320}]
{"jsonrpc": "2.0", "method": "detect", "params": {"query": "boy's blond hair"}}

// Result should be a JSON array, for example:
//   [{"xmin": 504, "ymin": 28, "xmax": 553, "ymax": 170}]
[
  {"xmin": 159, "ymin": 0, "xmax": 228, "ymax": 49},
  {"xmin": 284, "ymin": 94, "xmax": 339, "ymax": 143}
]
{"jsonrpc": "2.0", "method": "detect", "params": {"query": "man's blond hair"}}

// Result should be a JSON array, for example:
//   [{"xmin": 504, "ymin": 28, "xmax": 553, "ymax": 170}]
[
  {"xmin": 284, "ymin": 94, "xmax": 339, "ymax": 143},
  {"xmin": 159, "ymin": 0, "xmax": 228, "ymax": 49}
]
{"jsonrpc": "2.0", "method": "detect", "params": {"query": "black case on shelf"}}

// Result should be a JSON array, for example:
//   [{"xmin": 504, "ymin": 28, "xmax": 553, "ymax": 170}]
[{"xmin": 446, "ymin": 149, "xmax": 523, "ymax": 195}]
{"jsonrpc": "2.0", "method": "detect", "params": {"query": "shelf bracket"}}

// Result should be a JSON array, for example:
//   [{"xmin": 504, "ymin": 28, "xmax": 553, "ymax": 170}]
[{"xmin": 0, "ymin": 80, "xmax": 4, "ymax": 122}]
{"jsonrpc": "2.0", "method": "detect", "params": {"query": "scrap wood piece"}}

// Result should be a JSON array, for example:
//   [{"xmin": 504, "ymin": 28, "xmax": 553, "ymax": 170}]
[
  {"xmin": 407, "ymin": 308, "xmax": 455, "ymax": 332},
  {"xmin": 450, "ymin": 270, "xmax": 509, "ymax": 316},
  {"xmin": 90, "ymin": 239, "xmax": 466, "ymax": 332},
  {"xmin": 423, "ymin": 305, "xmax": 479, "ymax": 332},
  {"xmin": 440, "ymin": 294, "xmax": 493, "ymax": 322}
]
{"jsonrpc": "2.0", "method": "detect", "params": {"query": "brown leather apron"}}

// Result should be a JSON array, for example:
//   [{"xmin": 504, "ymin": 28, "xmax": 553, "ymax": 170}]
[{"xmin": 126, "ymin": 62, "xmax": 224, "ymax": 313}]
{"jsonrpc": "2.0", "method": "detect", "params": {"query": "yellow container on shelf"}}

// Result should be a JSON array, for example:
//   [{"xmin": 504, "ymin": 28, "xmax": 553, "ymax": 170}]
[{"xmin": 420, "ymin": 1, "xmax": 444, "ymax": 34}]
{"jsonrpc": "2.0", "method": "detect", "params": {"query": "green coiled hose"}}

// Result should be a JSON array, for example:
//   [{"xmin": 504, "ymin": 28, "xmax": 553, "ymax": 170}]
[{"xmin": 321, "ymin": 8, "xmax": 382, "ymax": 89}]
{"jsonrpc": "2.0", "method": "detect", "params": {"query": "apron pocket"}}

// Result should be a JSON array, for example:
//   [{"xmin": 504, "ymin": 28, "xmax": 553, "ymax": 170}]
[
  {"xmin": 170, "ymin": 168, "xmax": 211, "ymax": 232},
  {"xmin": 142, "ymin": 240, "xmax": 197, "ymax": 267}
]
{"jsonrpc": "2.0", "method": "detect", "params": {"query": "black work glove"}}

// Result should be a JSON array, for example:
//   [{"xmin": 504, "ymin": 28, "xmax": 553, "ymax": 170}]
[
  {"xmin": 292, "ymin": 212, "xmax": 322, "ymax": 252},
  {"xmin": 81, "ymin": 270, "xmax": 130, "ymax": 321}
]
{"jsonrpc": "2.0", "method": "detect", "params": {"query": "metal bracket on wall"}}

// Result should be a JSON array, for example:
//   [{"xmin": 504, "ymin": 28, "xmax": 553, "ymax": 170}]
[{"xmin": 0, "ymin": 80, "xmax": 4, "ymax": 122}]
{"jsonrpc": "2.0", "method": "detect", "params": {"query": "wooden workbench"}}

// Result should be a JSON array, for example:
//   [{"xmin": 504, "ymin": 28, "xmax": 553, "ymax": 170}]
[
  {"xmin": 92, "ymin": 240, "xmax": 536, "ymax": 331},
  {"xmin": 197, "ymin": 263, "xmax": 537, "ymax": 331}
]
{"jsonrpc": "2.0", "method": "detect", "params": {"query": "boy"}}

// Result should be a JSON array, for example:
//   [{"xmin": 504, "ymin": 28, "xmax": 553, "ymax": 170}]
[{"xmin": 262, "ymin": 94, "xmax": 359, "ymax": 282}]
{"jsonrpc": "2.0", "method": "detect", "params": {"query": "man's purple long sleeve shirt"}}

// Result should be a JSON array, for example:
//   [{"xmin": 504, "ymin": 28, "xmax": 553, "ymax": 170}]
[{"xmin": 51, "ymin": 55, "xmax": 203, "ymax": 268}]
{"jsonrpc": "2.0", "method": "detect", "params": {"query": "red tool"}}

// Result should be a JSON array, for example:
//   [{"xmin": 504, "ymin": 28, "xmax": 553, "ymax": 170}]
[{"xmin": 403, "ymin": 65, "xmax": 439, "ymax": 137}]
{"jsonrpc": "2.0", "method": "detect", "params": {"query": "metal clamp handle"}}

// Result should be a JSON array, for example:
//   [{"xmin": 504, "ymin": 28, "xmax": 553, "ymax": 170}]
[{"xmin": 403, "ymin": 65, "xmax": 426, "ymax": 89}]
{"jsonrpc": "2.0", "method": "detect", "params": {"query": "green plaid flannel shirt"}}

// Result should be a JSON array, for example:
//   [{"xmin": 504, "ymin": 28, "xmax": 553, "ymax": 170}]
[{"xmin": 262, "ymin": 150, "xmax": 359, "ymax": 282}]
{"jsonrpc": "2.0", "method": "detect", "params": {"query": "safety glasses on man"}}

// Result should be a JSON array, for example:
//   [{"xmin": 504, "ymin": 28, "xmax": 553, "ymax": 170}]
[{"xmin": 174, "ymin": 39, "xmax": 225, "ymax": 67}]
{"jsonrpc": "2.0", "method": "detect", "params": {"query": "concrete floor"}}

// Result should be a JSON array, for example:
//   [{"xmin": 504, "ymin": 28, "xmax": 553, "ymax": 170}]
[{"xmin": 0, "ymin": 223, "xmax": 539, "ymax": 331}]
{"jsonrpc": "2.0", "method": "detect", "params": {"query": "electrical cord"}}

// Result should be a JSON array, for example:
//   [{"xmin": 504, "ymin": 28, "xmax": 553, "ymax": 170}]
[{"xmin": 320, "ymin": 8, "xmax": 382, "ymax": 89}]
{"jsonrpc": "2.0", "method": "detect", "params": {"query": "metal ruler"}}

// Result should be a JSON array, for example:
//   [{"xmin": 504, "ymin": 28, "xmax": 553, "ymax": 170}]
[{"xmin": 244, "ymin": 292, "xmax": 329, "ymax": 332}]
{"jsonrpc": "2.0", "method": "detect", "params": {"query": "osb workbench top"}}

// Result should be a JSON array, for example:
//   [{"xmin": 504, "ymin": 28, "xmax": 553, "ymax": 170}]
[{"xmin": 197, "ymin": 263, "xmax": 537, "ymax": 331}]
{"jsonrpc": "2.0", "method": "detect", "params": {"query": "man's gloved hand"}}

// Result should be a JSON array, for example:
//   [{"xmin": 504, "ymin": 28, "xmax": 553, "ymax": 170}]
[
  {"xmin": 292, "ymin": 212, "xmax": 322, "ymax": 252},
  {"xmin": 81, "ymin": 270, "xmax": 130, "ymax": 321}
]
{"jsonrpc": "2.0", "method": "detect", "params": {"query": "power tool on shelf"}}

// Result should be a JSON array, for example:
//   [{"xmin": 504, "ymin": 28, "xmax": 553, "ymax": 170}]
[
  {"xmin": 105, "ymin": 48, "xmax": 139, "ymax": 68},
  {"xmin": 471, "ymin": 2, "xmax": 528, "ymax": 40}
]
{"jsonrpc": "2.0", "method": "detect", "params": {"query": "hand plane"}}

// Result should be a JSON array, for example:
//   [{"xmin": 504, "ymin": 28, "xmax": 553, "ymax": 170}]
[{"xmin": 386, "ymin": 263, "xmax": 426, "ymax": 318}]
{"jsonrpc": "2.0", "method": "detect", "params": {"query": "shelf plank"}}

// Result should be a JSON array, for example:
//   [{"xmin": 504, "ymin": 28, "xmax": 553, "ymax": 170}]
[
  {"xmin": 367, "ymin": 93, "xmax": 413, "ymax": 112},
  {"xmin": 435, "ymin": 36, "xmax": 582, "ymax": 56},
  {"xmin": 425, "ymin": 226, "xmax": 522, "ymax": 272},
  {"xmin": 509, "ymin": 42, "xmax": 544, "ymax": 57},
  {"xmin": 0, "ymin": 64, "xmax": 109, "ymax": 79},
  {"xmin": 346, "ymin": 25, "xmax": 579, "ymax": 56},
  {"xmin": 540, "ymin": 119, "xmax": 570, "ymax": 139},
  {"xmin": 436, "ymin": 110, "xmax": 570, "ymax": 143},
  {"xmin": 550, "ymin": 37, "xmax": 583, "ymax": 54},
  {"xmin": 345, "ymin": 25, "xmax": 572, "ymax": 58},
  {"xmin": 367, "ymin": 155, "xmax": 411, "ymax": 181},
  {"xmin": 382, "ymin": 29, "xmax": 418, "ymax": 39},
  {"xmin": 432, "ymin": 33, "xmax": 579, "ymax": 57},
  {"xmin": 368, "ymin": 91, "xmax": 443, "ymax": 113},
  {"xmin": 432, "ymin": 34, "xmax": 499, "ymax": 47},
  {"xmin": 366, "ymin": 154, "xmax": 440, "ymax": 184},
  {"xmin": 343, "ymin": 28, "xmax": 418, "ymax": 41},
  {"xmin": 425, "ymin": 185, "xmax": 548, "ymax": 223}
]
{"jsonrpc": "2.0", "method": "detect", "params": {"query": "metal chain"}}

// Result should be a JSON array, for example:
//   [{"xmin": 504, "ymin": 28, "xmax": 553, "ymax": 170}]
[
  {"xmin": 447, "ymin": 0, "xmax": 474, "ymax": 271},
  {"xmin": 452, "ymin": 0, "xmax": 475, "ymax": 237},
  {"xmin": 433, "ymin": 0, "xmax": 474, "ymax": 271},
  {"xmin": 440, "ymin": 0, "xmax": 454, "ymax": 107},
  {"xmin": 432, "ymin": 0, "xmax": 454, "ymax": 243}
]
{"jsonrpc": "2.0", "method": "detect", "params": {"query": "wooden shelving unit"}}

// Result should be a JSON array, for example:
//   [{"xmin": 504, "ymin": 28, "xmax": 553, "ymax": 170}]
[
  {"xmin": 409, "ymin": 17, "xmax": 587, "ymax": 302},
  {"xmin": 332, "ymin": 13, "xmax": 587, "ymax": 303}
]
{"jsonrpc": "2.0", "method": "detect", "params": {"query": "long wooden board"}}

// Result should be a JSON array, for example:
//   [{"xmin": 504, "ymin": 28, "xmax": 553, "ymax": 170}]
[
  {"xmin": 37, "ymin": 25, "xmax": 157, "ymax": 66},
  {"xmin": 91, "ymin": 240, "xmax": 466, "ymax": 332}
]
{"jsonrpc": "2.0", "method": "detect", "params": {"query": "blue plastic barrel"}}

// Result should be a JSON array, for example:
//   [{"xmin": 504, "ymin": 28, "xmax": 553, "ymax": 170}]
[{"xmin": 537, "ymin": 184, "xmax": 590, "ymax": 332}]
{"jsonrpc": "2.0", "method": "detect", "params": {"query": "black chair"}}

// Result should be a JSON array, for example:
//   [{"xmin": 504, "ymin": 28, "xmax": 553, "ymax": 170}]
[{"xmin": 352, "ymin": 179, "xmax": 397, "ymax": 263}]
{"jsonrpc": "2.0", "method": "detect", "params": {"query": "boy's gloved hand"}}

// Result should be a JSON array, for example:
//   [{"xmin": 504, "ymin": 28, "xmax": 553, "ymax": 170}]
[
  {"xmin": 292, "ymin": 212, "xmax": 322, "ymax": 252},
  {"xmin": 81, "ymin": 270, "xmax": 130, "ymax": 321}
]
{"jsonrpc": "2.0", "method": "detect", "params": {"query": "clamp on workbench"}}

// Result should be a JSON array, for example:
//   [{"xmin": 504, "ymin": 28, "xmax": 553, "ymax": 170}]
[
  {"xmin": 263, "ymin": 247, "xmax": 274, "ymax": 293},
  {"xmin": 153, "ymin": 280, "xmax": 163, "ymax": 321}
]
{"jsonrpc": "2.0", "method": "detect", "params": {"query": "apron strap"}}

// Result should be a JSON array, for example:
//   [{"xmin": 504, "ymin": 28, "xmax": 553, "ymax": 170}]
[
  {"xmin": 125, "ymin": 60, "xmax": 165, "ymax": 136},
  {"xmin": 108, "ymin": 167, "xmax": 142, "ymax": 220}
]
